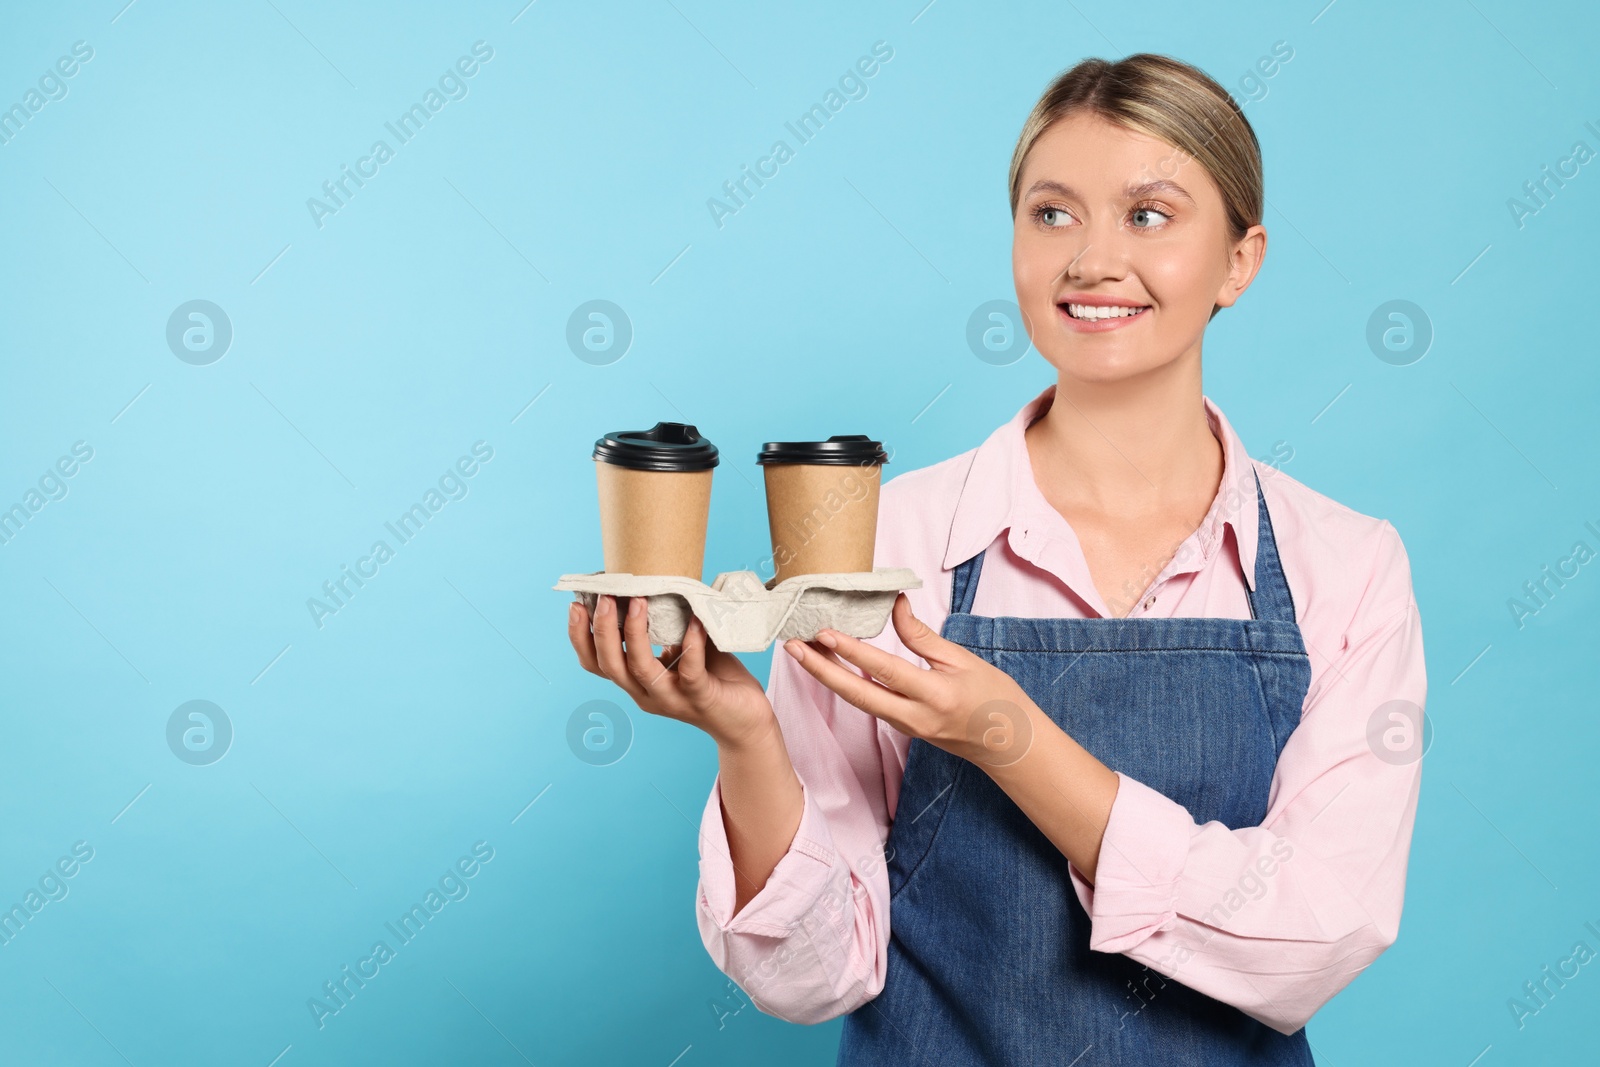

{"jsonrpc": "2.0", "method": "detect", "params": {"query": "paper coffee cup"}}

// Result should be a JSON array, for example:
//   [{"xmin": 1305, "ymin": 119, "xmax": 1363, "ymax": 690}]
[
  {"xmin": 593, "ymin": 422, "xmax": 718, "ymax": 581},
  {"xmin": 757, "ymin": 435, "xmax": 889, "ymax": 584}
]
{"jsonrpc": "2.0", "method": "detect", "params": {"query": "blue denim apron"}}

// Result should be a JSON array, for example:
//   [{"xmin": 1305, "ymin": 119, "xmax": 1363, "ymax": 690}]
[{"xmin": 837, "ymin": 468, "xmax": 1315, "ymax": 1065}]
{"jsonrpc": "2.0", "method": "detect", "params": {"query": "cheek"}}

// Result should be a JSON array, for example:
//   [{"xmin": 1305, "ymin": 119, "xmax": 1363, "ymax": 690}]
[
  {"xmin": 1140, "ymin": 240, "xmax": 1221, "ymax": 310},
  {"xmin": 1011, "ymin": 231, "xmax": 1055, "ymax": 301}
]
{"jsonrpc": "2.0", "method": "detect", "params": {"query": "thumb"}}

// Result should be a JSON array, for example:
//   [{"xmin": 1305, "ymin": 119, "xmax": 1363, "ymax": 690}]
[
  {"xmin": 676, "ymin": 616, "xmax": 712, "ymax": 696},
  {"xmin": 890, "ymin": 593, "xmax": 951, "ymax": 660}
]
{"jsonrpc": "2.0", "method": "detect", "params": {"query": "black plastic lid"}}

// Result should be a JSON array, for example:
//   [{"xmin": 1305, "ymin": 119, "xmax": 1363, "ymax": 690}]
[
  {"xmin": 593, "ymin": 421, "xmax": 719, "ymax": 472},
  {"xmin": 756, "ymin": 434, "xmax": 889, "ymax": 466}
]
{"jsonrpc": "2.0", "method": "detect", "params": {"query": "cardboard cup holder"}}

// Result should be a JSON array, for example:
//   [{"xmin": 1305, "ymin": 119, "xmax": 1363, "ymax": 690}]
[{"xmin": 555, "ymin": 567, "xmax": 922, "ymax": 653}]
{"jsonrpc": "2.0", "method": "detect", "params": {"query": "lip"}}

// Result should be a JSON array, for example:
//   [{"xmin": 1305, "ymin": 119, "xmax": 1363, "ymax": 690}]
[
  {"xmin": 1056, "ymin": 296, "xmax": 1151, "ymax": 333},
  {"xmin": 1058, "ymin": 294, "xmax": 1147, "ymax": 307}
]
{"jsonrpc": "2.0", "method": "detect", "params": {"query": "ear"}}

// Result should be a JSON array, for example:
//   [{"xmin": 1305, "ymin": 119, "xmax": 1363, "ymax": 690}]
[{"xmin": 1214, "ymin": 223, "xmax": 1267, "ymax": 311}]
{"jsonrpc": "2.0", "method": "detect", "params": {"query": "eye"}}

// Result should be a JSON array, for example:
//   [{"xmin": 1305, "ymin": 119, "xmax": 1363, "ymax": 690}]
[
  {"xmin": 1030, "ymin": 203, "xmax": 1074, "ymax": 228},
  {"xmin": 1131, "ymin": 204, "xmax": 1173, "ymax": 229}
]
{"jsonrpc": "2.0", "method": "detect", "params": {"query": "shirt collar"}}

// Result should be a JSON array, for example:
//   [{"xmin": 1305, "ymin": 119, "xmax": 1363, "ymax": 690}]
[{"xmin": 941, "ymin": 383, "xmax": 1261, "ymax": 592}]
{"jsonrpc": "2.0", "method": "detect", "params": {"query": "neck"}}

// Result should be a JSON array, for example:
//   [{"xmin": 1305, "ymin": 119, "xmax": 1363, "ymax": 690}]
[{"xmin": 1023, "ymin": 350, "xmax": 1222, "ymax": 516}]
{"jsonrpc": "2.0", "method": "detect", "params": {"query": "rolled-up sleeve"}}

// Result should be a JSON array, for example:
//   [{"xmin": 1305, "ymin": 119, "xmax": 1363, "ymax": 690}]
[
  {"xmin": 1066, "ymin": 521, "xmax": 1427, "ymax": 1035},
  {"xmin": 694, "ymin": 637, "xmax": 896, "ymax": 1024}
]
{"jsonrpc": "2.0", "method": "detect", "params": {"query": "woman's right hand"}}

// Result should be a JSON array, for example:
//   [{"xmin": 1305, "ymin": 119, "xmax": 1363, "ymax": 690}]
[{"xmin": 568, "ymin": 594, "xmax": 778, "ymax": 750}]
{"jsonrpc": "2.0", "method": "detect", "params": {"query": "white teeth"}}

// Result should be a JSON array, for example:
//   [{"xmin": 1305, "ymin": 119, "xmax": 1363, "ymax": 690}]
[{"xmin": 1064, "ymin": 303, "xmax": 1147, "ymax": 320}]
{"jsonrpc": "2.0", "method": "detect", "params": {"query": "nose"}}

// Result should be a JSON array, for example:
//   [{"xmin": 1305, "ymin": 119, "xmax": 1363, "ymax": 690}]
[{"xmin": 1061, "ymin": 217, "xmax": 1129, "ymax": 286}]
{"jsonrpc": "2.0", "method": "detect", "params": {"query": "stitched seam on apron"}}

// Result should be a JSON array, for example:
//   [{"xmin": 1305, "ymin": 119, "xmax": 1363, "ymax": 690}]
[
  {"xmin": 888, "ymin": 756, "xmax": 968, "ymax": 904},
  {"xmin": 967, "ymin": 646, "xmax": 1308, "ymax": 655},
  {"xmin": 1244, "ymin": 656, "xmax": 1281, "ymax": 754}
]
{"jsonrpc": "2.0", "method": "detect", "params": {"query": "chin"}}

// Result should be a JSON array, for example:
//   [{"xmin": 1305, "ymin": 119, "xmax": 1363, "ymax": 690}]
[{"xmin": 1039, "ymin": 347, "xmax": 1165, "ymax": 384}]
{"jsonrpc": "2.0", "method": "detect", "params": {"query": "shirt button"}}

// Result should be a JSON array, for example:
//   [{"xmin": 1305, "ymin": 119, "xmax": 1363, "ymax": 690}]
[{"xmin": 1143, "ymin": 596, "xmax": 1155, "ymax": 611}]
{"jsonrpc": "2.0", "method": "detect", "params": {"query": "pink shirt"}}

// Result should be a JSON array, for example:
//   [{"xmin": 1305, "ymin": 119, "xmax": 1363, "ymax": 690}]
[{"xmin": 695, "ymin": 384, "xmax": 1426, "ymax": 1036}]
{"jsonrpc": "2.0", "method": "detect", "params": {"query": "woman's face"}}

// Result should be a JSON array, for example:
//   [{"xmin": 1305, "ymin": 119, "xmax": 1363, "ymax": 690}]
[{"xmin": 1011, "ymin": 110, "xmax": 1265, "ymax": 384}]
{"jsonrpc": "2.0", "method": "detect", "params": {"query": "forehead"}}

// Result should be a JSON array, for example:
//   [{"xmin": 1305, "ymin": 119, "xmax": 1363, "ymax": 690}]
[{"xmin": 1018, "ymin": 111, "xmax": 1220, "ymax": 204}]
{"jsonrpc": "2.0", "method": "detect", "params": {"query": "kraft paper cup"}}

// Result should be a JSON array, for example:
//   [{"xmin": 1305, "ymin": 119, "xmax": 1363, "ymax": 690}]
[
  {"xmin": 593, "ymin": 422, "xmax": 718, "ymax": 581},
  {"xmin": 757, "ymin": 434, "xmax": 889, "ymax": 585}
]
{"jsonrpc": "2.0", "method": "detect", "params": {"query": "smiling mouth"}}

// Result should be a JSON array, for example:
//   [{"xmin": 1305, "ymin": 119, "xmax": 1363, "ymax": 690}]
[{"xmin": 1059, "ymin": 303, "xmax": 1151, "ymax": 321}]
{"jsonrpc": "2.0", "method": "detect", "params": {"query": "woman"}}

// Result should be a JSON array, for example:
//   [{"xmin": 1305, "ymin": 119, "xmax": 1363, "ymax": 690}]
[{"xmin": 568, "ymin": 53, "xmax": 1425, "ymax": 1065}]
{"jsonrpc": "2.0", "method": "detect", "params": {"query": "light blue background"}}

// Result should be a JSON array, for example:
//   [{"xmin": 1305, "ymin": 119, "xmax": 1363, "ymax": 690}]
[{"xmin": 1, "ymin": 1, "xmax": 1596, "ymax": 1064}]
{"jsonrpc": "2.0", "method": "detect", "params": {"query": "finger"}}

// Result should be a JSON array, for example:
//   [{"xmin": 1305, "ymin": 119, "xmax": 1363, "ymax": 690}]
[
  {"xmin": 591, "ymin": 595, "xmax": 654, "ymax": 706},
  {"xmin": 812, "ymin": 624, "xmax": 938, "ymax": 703},
  {"xmin": 622, "ymin": 595, "xmax": 685, "ymax": 703},
  {"xmin": 567, "ymin": 599, "xmax": 603, "ymax": 676},
  {"xmin": 784, "ymin": 637, "xmax": 919, "ymax": 724},
  {"xmin": 888, "ymin": 593, "xmax": 968, "ymax": 668},
  {"xmin": 675, "ymin": 616, "xmax": 712, "ymax": 699}
]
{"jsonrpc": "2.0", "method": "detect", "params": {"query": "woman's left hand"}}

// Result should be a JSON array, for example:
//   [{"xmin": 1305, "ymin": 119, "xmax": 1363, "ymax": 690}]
[{"xmin": 784, "ymin": 592, "xmax": 1041, "ymax": 768}]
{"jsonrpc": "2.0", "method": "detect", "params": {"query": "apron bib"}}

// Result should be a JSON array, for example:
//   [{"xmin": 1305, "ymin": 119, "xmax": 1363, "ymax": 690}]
[{"xmin": 837, "ymin": 468, "xmax": 1315, "ymax": 1066}]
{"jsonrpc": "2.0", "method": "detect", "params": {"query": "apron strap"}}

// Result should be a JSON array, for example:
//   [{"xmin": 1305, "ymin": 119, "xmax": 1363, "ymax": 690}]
[
  {"xmin": 1244, "ymin": 466, "xmax": 1298, "ymax": 624},
  {"xmin": 949, "ymin": 546, "xmax": 986, "ymax": 615}
]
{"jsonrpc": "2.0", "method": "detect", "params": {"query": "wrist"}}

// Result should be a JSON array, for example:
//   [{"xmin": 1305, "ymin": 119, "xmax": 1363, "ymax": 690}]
[
  {"xmin": 711, "ymin": 712, "xmax": 783, "ymax": 757},
  {"xmin": 960, "ymin": 689, "xmax": 1047, "ymax": 773}
]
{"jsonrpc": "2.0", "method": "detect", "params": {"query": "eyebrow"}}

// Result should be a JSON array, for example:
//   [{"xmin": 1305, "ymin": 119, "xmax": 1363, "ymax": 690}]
[{"xmin": 1023, "ymin": 178, "xmax": 1196, "ymax": 204}]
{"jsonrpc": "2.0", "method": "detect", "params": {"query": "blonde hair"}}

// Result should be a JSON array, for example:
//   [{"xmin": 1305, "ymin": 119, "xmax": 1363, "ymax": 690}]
[{"xmin": 1008, "ymin": 54, "xmax": 1263, "ymax": 317}]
